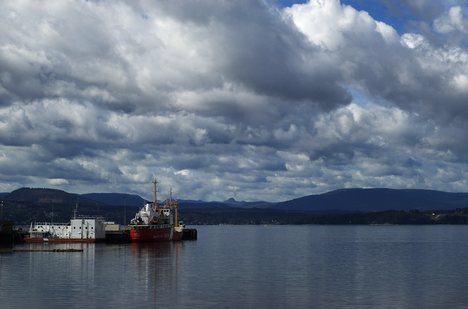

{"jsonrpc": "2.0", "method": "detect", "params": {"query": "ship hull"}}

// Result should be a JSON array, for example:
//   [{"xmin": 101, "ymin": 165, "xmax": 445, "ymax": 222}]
[
  {"xmin": 172, "ymin": 230, "xmax": 183, "ymax": 241},
  {"xmin": 24, "ymin": 236, "xmax": 101, "ymax": 243},
  {"xmin": 129, "ymin": 225, "xmax": 183, "ymax": 242},
  {"xmin": 23, "ymin": 236, "xmax": 44, "ymax": 243}
]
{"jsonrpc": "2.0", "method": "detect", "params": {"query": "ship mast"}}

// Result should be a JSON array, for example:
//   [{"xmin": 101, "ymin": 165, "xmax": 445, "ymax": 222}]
[
  {"xmin": 170, "ymin": 187, "xmax": 179, "ymax": 228},
  {"xmin": 73, "ymin": 198, "xmax": 79, "ymax": 219},
  {"xmin": 169, "ymin": 187, "xmax": 173, "ymax": 205},
  {"xmin": 153, "ymin": 178, "xmax": 159, "ymax": 211}
]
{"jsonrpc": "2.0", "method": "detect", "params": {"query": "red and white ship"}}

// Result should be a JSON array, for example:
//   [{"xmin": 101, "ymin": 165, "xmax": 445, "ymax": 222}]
[{"xmin": 129, "ymin": 180, "xmax": 184, "ymax": 242}]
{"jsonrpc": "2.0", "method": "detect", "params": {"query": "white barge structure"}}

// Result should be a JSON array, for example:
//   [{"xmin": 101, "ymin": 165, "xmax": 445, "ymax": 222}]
[{"xmin": 25, "ymin": 217, "xmax": 106, "ymax": 243}]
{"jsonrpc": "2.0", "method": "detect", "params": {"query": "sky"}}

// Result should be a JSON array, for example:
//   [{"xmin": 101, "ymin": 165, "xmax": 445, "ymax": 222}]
[{"xmin": 0, "ymin": 0, "xmax": 467, "ymax": 202}]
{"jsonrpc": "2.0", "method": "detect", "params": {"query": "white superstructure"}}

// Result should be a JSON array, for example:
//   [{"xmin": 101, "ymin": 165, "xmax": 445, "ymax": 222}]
[
  {"xmin": 130, "ymin": 202, "xmax": 161, "ymax": 225},
  {"xmin": 29, "ymin": 217, "xmax": 106, "ymax": 241}
]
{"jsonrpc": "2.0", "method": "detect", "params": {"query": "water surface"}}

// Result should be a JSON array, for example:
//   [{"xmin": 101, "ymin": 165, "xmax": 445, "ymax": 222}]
[{"xmin": 1, "ymin": 225, "xmax": 468, "ymax": 308}]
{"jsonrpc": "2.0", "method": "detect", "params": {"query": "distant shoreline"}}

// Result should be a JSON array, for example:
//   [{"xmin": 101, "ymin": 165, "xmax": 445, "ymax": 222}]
[{"xmin": 3, "ymin": 187, "xmax": 468, "ymax": 226}]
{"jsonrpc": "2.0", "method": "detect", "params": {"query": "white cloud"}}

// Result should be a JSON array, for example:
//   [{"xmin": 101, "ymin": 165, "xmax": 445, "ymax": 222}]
[
  {"xmin": 434, "ymin": 6, "xmax": 467, "ymax": 34},
  {"xmin": 401, "ymin": 33, "xmax": 427, "ymax": 49},
  {"xmin": 0, "ymin": 0, "xmax": 467, "ymax": 201},
  {"xmin": 287, "ymin": 0, "xmax": 399, "ymax": 49},
  {"xmin": 48, "ymin": 178, "xmax": 69, "ymax": 185},
  {"xmin": 452, "ymin": 74, "xmax": 468, "ymax": 93}
]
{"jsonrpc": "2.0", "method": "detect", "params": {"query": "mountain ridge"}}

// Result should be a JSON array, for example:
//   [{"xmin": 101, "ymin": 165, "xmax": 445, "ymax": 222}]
[
  {"xmin": 4, "ymin": 187, "xmax": 468, "ymax": 212},
  {"xmin": 272, "ymin": 188, "xmax": 468, "ymax": 212},
  {"xmin": 3, "ymin": 187, "xmax": 468, "ymax": 224}
]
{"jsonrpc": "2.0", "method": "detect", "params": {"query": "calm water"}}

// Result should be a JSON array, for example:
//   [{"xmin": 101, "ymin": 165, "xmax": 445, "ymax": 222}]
[{"xmin": 2, "ymin": 225, "xmax": 468, "ymax": 308}]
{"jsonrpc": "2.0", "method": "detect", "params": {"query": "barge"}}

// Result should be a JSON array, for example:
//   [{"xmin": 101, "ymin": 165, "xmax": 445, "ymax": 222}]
[{"xmin": 25, "ymin": 217, "xmax": 106, "ymax": 243}]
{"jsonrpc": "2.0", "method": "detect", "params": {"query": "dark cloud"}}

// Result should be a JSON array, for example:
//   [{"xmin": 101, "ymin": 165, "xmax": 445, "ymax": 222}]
[
  {"xmin": 0, "ymin": 0, "xmax": 467, "ymax": 200},
  {"xmin": 288, "ymin": 1, "xmax": 468, "ymax": 121},
  {"xmin": 385, "ymin": 0, "xmax": 467, "ymax": 46},
  {"xmin": 149, "ymin": 0, "xmax": 352, "ymax": 112}
]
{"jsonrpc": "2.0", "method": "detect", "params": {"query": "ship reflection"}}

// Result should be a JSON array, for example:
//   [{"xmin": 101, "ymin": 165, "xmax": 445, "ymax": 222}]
[{"xmin": 129, "ymin": 242, "xmax": 184, "ymax": 306}]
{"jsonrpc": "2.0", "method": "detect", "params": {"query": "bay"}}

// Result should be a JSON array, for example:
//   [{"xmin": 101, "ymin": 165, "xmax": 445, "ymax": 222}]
[{"xmin": 1, "ymin": 225, "xmax": 468, "ymax": 308}]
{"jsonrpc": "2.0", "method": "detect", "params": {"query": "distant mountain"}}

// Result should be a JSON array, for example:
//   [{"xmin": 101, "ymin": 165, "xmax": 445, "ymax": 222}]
[
  {"xmin": 223, "ymin": 198, "xmax": 272, "ymax": 208},
  {"xmin": 82, "ymin": 193, "xmax": 145, "ymax": 207},
  {"xmin": 177, "ymin": 198, "xmax": 271, "ymax": 209},
  {"xmin": 2, "ymin": 188, "xmax": 138, "ymax": 224},
  {"xmin": 4, "ymin": 187, "xmax": 468, "ymax": 225},
  {"xmin": 8, "ymin": 188, "xmax": 84, "ymax": 205},
  {"xmin": 179, "ymin": 200, "xmax": 232, "ymax": 209},
  {"xmin": 80, "ymin": 194, "xmax": 272, "ymax": 209},
  {"xmin": 272, "ymin": 188, "xmax": 468, "ymax": 212}
]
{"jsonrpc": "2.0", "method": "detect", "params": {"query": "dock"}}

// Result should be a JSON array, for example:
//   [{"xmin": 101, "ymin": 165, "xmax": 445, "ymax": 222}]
[
  {"xmin": 182, "ymin": 228, "xmax": 198, "ymax": 240},
  {"xmin": 4, "ymin": 222, "xmax": 198, "ymax": 244}
]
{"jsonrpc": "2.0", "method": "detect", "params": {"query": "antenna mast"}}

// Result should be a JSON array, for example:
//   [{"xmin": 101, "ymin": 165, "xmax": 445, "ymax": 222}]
[
  {"xmin": 170, "ymin": 187, "xmax": 179, "ymax": 228},
  {"xmin": 153, "ymin": 178, "xmax": 159, "ymax": 211},
  {"xmin": 73, "ymin": 197, "xmax": 79, "ymax": 219}
]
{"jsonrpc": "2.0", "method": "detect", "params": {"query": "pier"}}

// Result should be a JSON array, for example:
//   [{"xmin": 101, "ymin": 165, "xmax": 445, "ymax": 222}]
[{"xmin": 4, "ymin": 223, "xmax": 197, "ymax": 244}]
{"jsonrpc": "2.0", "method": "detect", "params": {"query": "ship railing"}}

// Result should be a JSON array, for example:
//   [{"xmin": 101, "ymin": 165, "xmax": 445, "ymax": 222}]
[
  {"xmin": 73, "ymin": 215, "xmax": 106, "ymax": 220},
  {"xmin": 34, "ymin": 222, "xmax": 69, "ymax": 226},
  {"xmin": 130, "ymin": 224, "xmax": 173, "ymax": 229}
]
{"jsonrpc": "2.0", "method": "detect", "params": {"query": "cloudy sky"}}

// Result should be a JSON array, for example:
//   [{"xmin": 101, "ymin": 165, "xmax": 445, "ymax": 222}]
[{"xmin": 0, "ymin": 0, "xmax": 467, "ymax": 201}]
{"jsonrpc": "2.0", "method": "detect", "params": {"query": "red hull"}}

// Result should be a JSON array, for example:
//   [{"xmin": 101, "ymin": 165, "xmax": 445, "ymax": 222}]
[
  {"xmin": 24, "ymin": 237, "xmax": 44, "ymax": 243},
  {"xmin": 130, "ymin": 225, "xmax": 182, "ymax": 242}
]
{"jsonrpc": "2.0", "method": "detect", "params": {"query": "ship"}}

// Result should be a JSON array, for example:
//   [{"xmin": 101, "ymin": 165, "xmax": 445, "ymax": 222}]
[
  {"xmin": 24, "ymin": 203, "xmax": 106, "ymax": 243},
  {"xmin": 24, "ymin": 217, "xmax": 106, "ymax": 243},
  {"xmin": 129, "ymin": 179, "xmax": 184, "ymax": 242}
]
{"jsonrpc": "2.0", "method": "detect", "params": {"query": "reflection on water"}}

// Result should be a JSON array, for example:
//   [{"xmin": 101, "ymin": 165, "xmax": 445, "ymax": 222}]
[
  {"xmin": 129, "ymin": 242, "xmax": 183, "ymax": 305},
  {"xmin": 2, "ymin": 226, "xmax": 468, "ymax": 308},
  {"xmin": 0, "ymin": 241, "xmax": 185, "ymax": 308}
]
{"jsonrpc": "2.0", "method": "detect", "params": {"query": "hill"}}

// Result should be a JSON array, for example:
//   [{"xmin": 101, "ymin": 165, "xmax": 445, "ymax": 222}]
[
  {"xmin": 2, "ymin": 188, "xmax": 138, "ymax": 224},
  {"xmin": 82, "ymin": 193, "xmax": 145, "ymax": 207},
  {"xmin": 222, "ymin": 198, "xmax": 272, "ymax": 208},
  {"xmin": 80, "ymin": 194, "xmax": 269, "ymax": 209},
  {"xmin": 3, "ymin": 187, "xmax": 468, "ymax": 225},
  {"xmin": 272, "ymin": 188, "xmax": 468, "ymax": 212}
]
